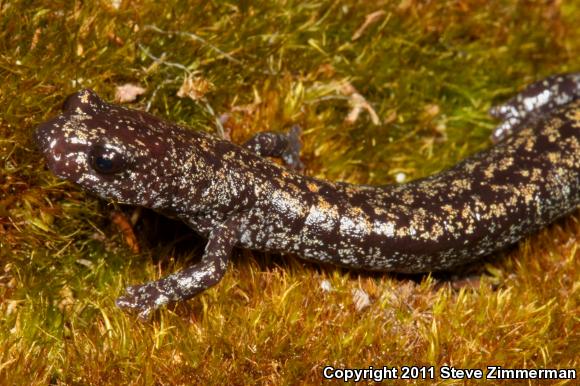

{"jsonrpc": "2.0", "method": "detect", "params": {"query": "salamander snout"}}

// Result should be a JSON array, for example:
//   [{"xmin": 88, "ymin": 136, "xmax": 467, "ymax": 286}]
[
  {"xmin": 34, "ymin": 121, "xmax": 51, "ymax": 152},
  {"xmin": 34, "ymin": 118, "xmax": 79, "ymax": 180}
]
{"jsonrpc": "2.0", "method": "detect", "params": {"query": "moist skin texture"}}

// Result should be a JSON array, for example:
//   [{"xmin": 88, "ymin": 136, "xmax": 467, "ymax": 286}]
[{"xmin": 35, "ymin": 74, "xmax": 580, "ymax": 318}]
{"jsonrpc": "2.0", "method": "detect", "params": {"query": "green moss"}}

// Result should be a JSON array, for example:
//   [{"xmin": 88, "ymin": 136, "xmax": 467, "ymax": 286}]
[{"xmin": 1, "ymin": 0, "xmax": 578, "ymax": 384}]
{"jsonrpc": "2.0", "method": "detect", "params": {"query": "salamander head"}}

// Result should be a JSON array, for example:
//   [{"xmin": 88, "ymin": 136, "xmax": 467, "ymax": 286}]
[{"xmin": 35, "ymin": 89, "xmax": 186, "ymax": 209}]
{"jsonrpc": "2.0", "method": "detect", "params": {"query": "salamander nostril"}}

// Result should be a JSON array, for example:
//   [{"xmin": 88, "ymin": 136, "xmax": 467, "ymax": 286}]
[{"xmin": 34, "ymin": 124, "xmax": 51, "ymax": 150}]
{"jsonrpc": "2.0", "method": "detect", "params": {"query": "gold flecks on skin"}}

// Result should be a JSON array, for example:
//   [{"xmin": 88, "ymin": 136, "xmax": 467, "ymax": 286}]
[
  {"xmin": 307, "ymin": 182, "xmax": 319, "ymax": 193},
  {"xmin": 401, "ymin": 191, "xmax": 415, "ymax": 205},
  {"xmin": 34, "ymin": 74, "xmax": 580, "ymax": 317}
]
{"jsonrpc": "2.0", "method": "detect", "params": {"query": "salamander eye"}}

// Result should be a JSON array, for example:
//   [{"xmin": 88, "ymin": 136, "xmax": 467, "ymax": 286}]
[{"xmin": 89, "ymin": 145, "xmax": 126, "ymax": 174}]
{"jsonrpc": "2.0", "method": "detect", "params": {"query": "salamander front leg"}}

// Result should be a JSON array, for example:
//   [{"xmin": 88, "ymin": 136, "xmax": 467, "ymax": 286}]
[
  {"xmin": 243, "ymin": 125, "xmax": 304, "ymax": 170},
  {"xmin": 116, "ymin": 218, "xmax": 240, "ymax": 319},
  {"xmin": 489, "ymin": 73, "xmax": 580, "ymax": 143}
]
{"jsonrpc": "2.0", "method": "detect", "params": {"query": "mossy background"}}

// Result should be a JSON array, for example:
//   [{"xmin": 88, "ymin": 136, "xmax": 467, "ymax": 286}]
[{"xmin": 1, "ymin": 0, "xmax": 579, "ymax": 384}]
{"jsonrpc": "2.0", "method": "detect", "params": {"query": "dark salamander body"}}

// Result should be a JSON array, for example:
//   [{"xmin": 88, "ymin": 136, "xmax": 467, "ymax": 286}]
[{"xmin": 36, "ymin": 74, "xmax": 580, "ymax": 318}]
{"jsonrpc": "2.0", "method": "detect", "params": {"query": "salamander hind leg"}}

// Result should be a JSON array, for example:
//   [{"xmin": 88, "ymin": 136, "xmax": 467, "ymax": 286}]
[
  {"xmin": 115, "ymin": 217, "xmax": 241, "ymax": 319},
  {"xmin": 243, "ymin": 125, "xmax": 304, "ymax": 170},
  {"xmin": 489, "ymin": 73, "xmax": 580, "ymax": 143}
]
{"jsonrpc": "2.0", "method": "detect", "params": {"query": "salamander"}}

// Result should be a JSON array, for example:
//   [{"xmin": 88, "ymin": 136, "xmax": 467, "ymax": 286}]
[{"xmin": 35, "ymin": 74, "xmax": 580, "ymax": 318}]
